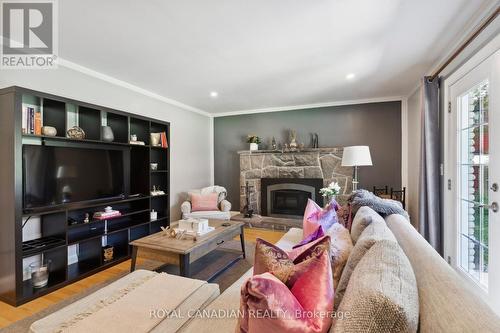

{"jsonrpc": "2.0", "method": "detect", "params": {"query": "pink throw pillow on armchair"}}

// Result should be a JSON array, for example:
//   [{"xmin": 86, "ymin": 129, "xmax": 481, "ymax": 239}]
[
  {"xmin": 240, "ymin": 236, "xmax": 334, "ymax": 333},
  {"xmin": 303, "ymin": 198, "xmax": 339, "ymax": 238},
  {"xmin": 190, "ymin": 192, "xmax": 219, "ymax": 211}
]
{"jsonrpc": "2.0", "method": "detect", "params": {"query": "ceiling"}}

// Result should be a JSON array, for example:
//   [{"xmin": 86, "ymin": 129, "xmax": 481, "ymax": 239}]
[{"xmin": 59, "ymin": 0, "xmax": 493, "ymax": 114}]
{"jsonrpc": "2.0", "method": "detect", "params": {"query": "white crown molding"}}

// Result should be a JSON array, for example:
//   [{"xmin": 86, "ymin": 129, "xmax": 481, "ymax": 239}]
[
  {"xmin": 58, "ymin": 58, "xmax": 212, "ymax": 118},
  {"xmin": 213, "ymin": 96, "xmax": 405, "ymax": 118}
]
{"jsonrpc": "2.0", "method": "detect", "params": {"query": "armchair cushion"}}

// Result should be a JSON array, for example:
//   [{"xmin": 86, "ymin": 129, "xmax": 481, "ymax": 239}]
[
  {"xmin": 220, "ymin": 199, "xmax": 231, "ymax": 212},
  {"xmin": 181, "ymin": 201, "xmax": 192, "ymax": 214}
]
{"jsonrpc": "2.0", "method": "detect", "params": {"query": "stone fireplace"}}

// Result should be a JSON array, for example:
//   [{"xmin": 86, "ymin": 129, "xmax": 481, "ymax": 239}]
[{"xmin": 239, "ymin": 148, "xmax": 353, "ymax": 215}]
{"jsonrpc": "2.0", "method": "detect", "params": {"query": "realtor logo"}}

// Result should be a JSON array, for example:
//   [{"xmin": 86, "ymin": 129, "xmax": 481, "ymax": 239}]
[{"xmin": 1, "ymin": 0, "xmax": 58, "ymax": 68}]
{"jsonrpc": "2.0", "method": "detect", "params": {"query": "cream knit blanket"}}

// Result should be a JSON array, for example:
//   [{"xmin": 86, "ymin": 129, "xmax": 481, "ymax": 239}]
[{"xmin": 55, "ymin": 273, "xmax": 206, "ymax": 333}]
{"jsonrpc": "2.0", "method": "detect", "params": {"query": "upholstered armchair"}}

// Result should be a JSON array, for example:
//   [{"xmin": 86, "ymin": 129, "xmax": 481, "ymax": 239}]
[{"xmin": 181, "ymin": 185, "xmax": 232, "ymax": 220}]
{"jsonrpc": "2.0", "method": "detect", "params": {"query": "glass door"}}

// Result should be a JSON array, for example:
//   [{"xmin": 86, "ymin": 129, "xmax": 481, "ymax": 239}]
[{"xmin": 448, "ymin": 49, "xmax": 500, "ymax": 314}]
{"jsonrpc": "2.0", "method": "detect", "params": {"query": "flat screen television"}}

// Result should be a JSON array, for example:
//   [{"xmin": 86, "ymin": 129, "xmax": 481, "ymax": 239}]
[{"xmin": 23, "ymin": 145, "xmax": 128, "ymax": 211}]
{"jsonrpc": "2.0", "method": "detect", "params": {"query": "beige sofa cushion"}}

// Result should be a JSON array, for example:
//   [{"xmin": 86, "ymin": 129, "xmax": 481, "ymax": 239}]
[
  {"xmin": 386, "ymin": 214, "xmax": 500, "ymax": 332},
  {"xmin": 332, "ymin": 240, "xmax": 419, "ymax": 333},
  {"xmin": 350, "ymin": 206, "xmax": 385, "ymax": 244},
  {"xmin": 325, "ymin": 223, "xmax": 353, "ymax": 289},
  {"xmin": 335, "ymin": 216, "xmax": 396, "ymax": 309}
]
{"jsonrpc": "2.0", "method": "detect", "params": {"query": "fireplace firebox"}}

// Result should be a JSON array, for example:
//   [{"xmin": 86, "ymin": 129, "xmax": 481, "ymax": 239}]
[{"xmin": 261, "ymin": 178, "xmax": 323, "ymax": 219}]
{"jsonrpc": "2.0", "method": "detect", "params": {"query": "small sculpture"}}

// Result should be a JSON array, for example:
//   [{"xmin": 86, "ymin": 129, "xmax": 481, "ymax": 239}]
[
  {"xmin": 67, "ymin": 126, "xmax": 85, "ymax": 139},
  {"xmin": 289, "ymin": 130, "xmax": 298, "ymax": 150},
  {"xmin": 311, "ymin": 133, "xmax": 319, "ymax": 148},
  {"xmin": 41, "ymin": 126, "xmax": 57, "ymax": 137},
  {"xmin": 271, "ymin": 137, "xmax": 277, "ymax": 150},
  {"xmin": 84, "ymin": 213, "xmax": 90, "ymax": 224}
]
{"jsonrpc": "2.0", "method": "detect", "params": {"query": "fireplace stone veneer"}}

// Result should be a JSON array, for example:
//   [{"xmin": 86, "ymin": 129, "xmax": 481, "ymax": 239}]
[{"xmin": 238, "ymin": 148, "xmax": 353, "ymax": 214}]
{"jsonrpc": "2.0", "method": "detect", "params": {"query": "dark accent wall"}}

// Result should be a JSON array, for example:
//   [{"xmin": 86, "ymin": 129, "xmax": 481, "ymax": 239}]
[{"xmin": 214, "ymin": 101, "xmax": 402, "ymax": 210}]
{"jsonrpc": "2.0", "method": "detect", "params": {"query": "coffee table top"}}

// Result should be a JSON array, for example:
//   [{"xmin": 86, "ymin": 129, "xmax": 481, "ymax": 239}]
[{"xmin": 130, "ymin": 219, "xmax": 244, "ymax": 254}]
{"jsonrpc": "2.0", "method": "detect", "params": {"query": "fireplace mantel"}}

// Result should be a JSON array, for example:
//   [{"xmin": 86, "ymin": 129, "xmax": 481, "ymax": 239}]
[
  {"xmin": 239, "ymin": 147, "xmax": 353, "ymax": 214},
  {"xmin": 238, "ymin": 147, "xmax": 344, "ymax": 155}
]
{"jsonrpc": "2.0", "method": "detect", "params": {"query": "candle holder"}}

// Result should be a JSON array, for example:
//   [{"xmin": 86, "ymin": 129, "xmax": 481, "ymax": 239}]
[{"xmin": 29, "ymin": 259, "xmax": 51, "ymax": 288}]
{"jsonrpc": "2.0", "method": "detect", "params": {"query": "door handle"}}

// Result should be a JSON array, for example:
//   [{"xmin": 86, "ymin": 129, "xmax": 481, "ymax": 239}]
[
  {"xmin": 491, "ymin": 183, "xmax": 499, "ymax": 192},
  {"xmin": 479, "ymin": 202, "xmax": 499, "ymax": 213}
]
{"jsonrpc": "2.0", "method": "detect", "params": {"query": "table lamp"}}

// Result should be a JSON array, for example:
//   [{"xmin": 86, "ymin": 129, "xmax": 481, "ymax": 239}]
[{"xmin": 341, "ymin": 146, "xmax": 372, "ymax": 192}]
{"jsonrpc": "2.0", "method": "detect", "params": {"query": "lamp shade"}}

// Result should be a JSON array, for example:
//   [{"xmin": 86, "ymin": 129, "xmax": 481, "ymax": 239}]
[{"xmin": 341, "ymin": 146, "xmax": 372, "ymax": 166}]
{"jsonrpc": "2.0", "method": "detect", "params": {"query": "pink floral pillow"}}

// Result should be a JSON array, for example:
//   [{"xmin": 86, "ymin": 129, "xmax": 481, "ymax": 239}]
[
  {"xmin": 241, "ymin": 236, "xmax": 334, "ymax": 333},
  {"xmin": 303, "ymin": 198, "xmax": 339, "ymax": 238},
  {"xmin": 190, "ymin": 192, "xmax": 219, "ymax": 211}
]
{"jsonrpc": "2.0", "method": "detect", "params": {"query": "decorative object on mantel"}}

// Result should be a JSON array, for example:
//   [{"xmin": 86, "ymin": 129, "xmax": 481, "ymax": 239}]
[
  {"xmin": 66, "ymin": 126, "xmax": 85, "ymax": 139},
  {"xmin": 320, "ymin": 181, "xmax": 341, "ymax": 203},
  {"xmin": 101, "ymin": 126, "xmax": 114, "ymax": 142},
  {"xmin": 151, "ymin": 185, "xmax": 166, "ymax": 196},
  {"xmin": 289, "ymin": 129, "xmax": 298, "ymax": 150},
  {"xmin": 271, "ymin": 136, "xmax": 277, "ymax": 150},
  {"xmin": 241, "ymin": 181, "xmax": 255, "ymax": 218},
  {"xmin": 341, "ymin": 145, "xmax": 372, "ymax": 192},
  {"xmin": 41, "ymin": 126, "xmax": 57, "ymax": 137},
  {"xmin": 311, "ymin": 133, "xmax": 319, "ymax": 148},
  {"xmin": 247, "ymin": 135, "xmax": 261, "ymax": 151}
]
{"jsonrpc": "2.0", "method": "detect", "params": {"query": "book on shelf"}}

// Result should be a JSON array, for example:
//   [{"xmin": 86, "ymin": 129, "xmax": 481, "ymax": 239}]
[
  {"xmin": 160, "ymin": 132, "xmax": 168, "ymax": 148},
  {"xmin": 129, "ymin": 141, "xmax": 146, "ymax": 145},
  {"xmin": 22, "ymin": 105, "xmax": 42, "ymax": 135},
  {"xmin": 34, "ymin": 112, "xmax": 42, "ymax": 135}
]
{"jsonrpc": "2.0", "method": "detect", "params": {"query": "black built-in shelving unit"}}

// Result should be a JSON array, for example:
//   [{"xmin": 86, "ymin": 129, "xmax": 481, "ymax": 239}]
[{"xmin": 0, "ymin": 86, "xmax": 170, "ymax": 306}]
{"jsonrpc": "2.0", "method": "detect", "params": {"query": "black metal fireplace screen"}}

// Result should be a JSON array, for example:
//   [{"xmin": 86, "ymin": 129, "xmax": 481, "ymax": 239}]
[{"xmin": 261, "ymin": 178, "xmax": 323, "ymax": 219}]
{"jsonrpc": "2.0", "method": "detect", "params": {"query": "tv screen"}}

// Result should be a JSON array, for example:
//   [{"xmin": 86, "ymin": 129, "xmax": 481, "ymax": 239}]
[{"xmin": 23, "ymin": 145, "xmax": 126, "ymax": 210}]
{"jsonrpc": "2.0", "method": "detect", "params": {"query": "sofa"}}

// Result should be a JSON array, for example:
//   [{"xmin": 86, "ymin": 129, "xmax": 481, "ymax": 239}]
[
  {"xmin": 31, "ymin": 209, "xmax": 500, "ymax": 332},
  {"xmin": 181, "ymin": 185, "xmax": 232, "ymax": 220}
]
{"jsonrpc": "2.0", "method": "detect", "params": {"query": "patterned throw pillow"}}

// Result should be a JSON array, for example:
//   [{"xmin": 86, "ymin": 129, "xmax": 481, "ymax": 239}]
[
  {"xmin": 241, "ymin": 236, "xmax": 334, "ymax": 333},
  {"xmin": 292, "ymin": 225, "xmax": 325, "ymax": 249},
  {"xmin": 303, "ymin": 198, "xmax": 339, "ymax": 238}
]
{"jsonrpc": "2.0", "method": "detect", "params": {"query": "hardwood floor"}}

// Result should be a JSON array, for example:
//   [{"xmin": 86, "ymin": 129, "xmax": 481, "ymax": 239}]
[{"xmin": 0, "ymin": 227, "xmax": 285, "ymax": 329}]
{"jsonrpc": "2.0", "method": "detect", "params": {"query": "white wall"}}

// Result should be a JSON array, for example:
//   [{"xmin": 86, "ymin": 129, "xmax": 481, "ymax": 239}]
[
  {"xmin": 406, "ymin": 87, "xmax": 422, "ymax": 228},
  {"xmin": 0, "ymin": 65, "xmax": 213, "ymax": 220}
]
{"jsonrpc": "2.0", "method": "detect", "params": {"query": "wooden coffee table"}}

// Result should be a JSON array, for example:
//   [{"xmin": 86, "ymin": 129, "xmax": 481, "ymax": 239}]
[{"xmin": 130, "ymin": 220, "xmax": 245, "ymax": 279}]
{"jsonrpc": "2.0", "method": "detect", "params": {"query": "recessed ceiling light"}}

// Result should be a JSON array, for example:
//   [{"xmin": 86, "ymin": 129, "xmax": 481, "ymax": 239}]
[
  {"xmin": 346, "ymin": 73, "xmax": 355, "ymax": 80},
  {"xmin": 210, "ymin": 91, "xmax": 219, "ymax": 98}
]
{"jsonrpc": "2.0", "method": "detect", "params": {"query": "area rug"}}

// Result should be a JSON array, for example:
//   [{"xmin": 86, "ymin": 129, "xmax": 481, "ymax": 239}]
[{"xmin": 0, "ymin": 240, "xmax": 255, "ymax": 333}]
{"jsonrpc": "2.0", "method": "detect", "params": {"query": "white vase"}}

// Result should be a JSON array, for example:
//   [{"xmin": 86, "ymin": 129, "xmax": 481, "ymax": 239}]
[{"xmin": 249, "ymin": 143, "xmax": 258, "ymax": 151}]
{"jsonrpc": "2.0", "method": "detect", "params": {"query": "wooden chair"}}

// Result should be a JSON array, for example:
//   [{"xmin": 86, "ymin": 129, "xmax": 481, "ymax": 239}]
[
  {"xmin": 390, "ymin": 187, "xmax": 406, "ymax": 209},
  {"xmin": 373, "ymin": 186, "xmax": 389, "ymax": 196}
]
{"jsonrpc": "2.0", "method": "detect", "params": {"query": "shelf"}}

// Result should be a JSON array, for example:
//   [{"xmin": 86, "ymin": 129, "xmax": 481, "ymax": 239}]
[
  {"xmin": 23, "ymin": 195, "xmax": 150, "ymax": 217},
  {"xmin": 22, "ymin": 133, "xmax": 153, "ymax": 148},
  {"xmin": 67, "ymin": 209, "xmax": 150, "ymax": 229},
  {"xmin": 21, "ymin": 269, "xmax": 66, "ymax": 302},
  {"xmin": 67, "ymin": 258, "xmax": 101, "ymax": 280},
  {"xmin": 151, "ymin": 170, "xmax": 168, "ymax": 173},
  {"xmin": 22, "ymin": 237, "xmax": 66, "ymax": 257},
  {"xmin": 150, "ymin": 194, "xmax": 168, "ymax": 198}
]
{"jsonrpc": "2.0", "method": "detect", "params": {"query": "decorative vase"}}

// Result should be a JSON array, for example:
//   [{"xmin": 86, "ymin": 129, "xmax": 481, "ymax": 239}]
[
  {"xmin": 150, "ymin": 133, "xmax": 161, "ymax": 146},
  {"xmin": 41, "ymin": 126, "xmax": 57, "ymax": 137},
  {"xmin": 249, "ymin": 143, "xmax": 258, "ymax": 151},
  {"xmin": 101, "ymin": 126, "xmax": 114, "ymax": 142}
]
